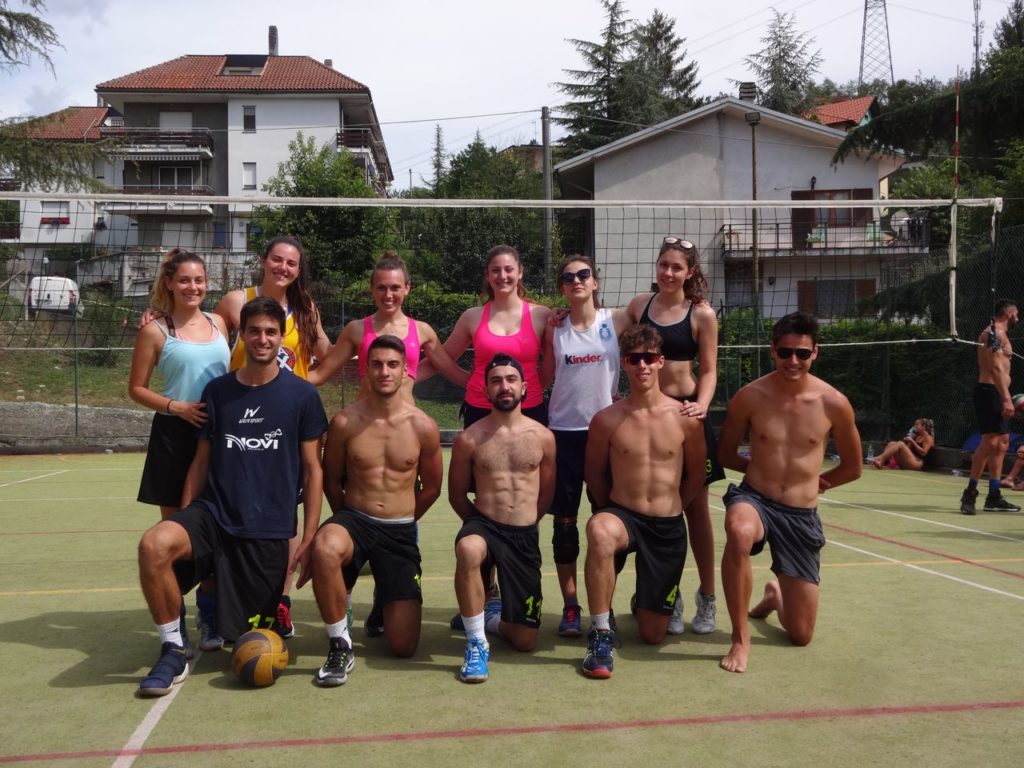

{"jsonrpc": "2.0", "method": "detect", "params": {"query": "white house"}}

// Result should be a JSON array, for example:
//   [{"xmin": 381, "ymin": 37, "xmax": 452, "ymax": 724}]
[{"xmin": 554, "ymin": 96, "xmax": 920, "ymax": 319}]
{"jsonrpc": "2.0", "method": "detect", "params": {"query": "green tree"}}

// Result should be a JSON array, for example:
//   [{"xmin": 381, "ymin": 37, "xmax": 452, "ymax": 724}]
[
  {"xmin": 0, "ymin": 0, "xmax": 57, "ymax": 73},
  {"xmin": 430, "ymin": 123, "xmax": 446, "ymax": 192},
  {"xmin": 991, "ymin": 0, "xmax": 1024, "ymax": 52},
  {"xmin": 251, "ymin": 132, "xmax": 395, "ymax": 283},
  {"xmin": 742, "ymin": 9, "xmax": 823, "ymax": 115},
  {"xmin": 889, "ymin": 158, "xmax": 999, "ymax": 242}
]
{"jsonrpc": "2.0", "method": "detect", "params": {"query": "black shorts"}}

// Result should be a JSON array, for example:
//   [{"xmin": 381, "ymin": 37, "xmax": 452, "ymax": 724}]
[
  {"xmin": 670, "ymin": 395, "xmax": 726, "ymax": 485},
  {"xmin": 455, "ymin": 513, "xmax": 542, "ymax": 628},
  {"xmin": 137, "ymin": 413, "xmax": 198, "ymax": 507},
  {"xmin": 973, "ymin": 383, "xmax": 1009, "ymax": 435},
  {"xmin": 723, "ymin": 482, "xmax": 825, "ymax": 585},
  {"xmin": 168, "ymin": 505, "xmax": 289, "ymax": 641},
  {"xmin": 600, "ymin": 505, "xmax": 687, "ymax": 614},
  {"xmin": 550, "ymin": 430, "xmax": 593, "ymax": 519},
  {"xmin": 321, "ymin": 507, "xmax": 422, "ymax": 605},
  {"xmin": 461, "ymin": 400, "xmax": 549, "ymax": 428}
]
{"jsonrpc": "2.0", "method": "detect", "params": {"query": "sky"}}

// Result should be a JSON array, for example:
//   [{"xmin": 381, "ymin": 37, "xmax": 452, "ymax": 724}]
[{"xmin": 0, "ymin": 0, "xmax": 1012, "ymax": 190}]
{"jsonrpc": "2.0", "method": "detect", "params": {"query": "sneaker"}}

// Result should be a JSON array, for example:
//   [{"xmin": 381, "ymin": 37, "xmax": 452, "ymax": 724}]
[
  {"xmin": 314, "ymin": 637, "xmax": 355, "ymax": 687},
  {"xmin": 273, "ymin": 596, "xmax": 295, "ymax": 639},
  {"xmin": 960, "ymin": 487, "xmax": 978, "ymax": 516},
  {"xmin": 195, "ymin": 591, "xmax": 224, "ymax": 651},
  {"xmin": 138, "ymin": 642, "xmax": 189, "ymax": 697},
  {"xmin": 582, "ymin": 628, "xmax": 619, "ymax": 679},
  {"xmin": 558, "ymin": 604, "xmax": 582, "ymax": 637},
  {"xmin": 667, "ymin": 593, "xmax": 685, "ymax": 635},
  {"xmin": 984, "ymin": 494, "xmax": 1022, "ymax": 512},
  {"xmin": 364, "ymin": 602, "xmax": 384, "ymax": 638},
  {"xmin": 691, "ymin": 590, "xmax": 717, "ymax": 635},
  {"xmin": 459, "ymin": 638, "xmax": 490, "ymax": 683}
]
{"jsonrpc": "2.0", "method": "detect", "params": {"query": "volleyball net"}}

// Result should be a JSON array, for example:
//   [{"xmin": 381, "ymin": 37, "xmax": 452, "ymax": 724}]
[{"xmin": 0, "ymin": 191, "xmax": 1017, "ymax": 451}]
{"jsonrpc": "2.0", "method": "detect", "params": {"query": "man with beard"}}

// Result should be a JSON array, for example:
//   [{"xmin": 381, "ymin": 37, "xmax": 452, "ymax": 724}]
[
  {"xmin": 960, "ymin": 299, "xmax": 1021, "ymax": 515},
  {"xmin": 448, "ymin": 354, "xmax": 556, "ymax": 683},
  {"xmin": 304, "ymin": 335, "xmax": 444, "ymax": 687}
]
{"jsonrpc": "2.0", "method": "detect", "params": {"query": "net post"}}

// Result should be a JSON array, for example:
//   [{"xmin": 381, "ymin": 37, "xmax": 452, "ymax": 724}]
[{"xmin": 948, "ymin": 199, "xmax": 958, "ymax": 339}]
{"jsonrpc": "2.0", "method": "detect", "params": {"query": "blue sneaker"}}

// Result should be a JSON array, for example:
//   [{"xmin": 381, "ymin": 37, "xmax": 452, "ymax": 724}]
[
  {"xmin": 195, "ymin": 590, "xmax": 223, "ymax": 651},
  {"xmin": 139, "ymin": 642, "xmax": 189, "ymax": 697},
  {"xmin": 558, "ymin": 604, "xmax": 582, "ymax": 637},
  {"xmin": 582, "ymin": 628, "xmax": 619, "ymax": 679},
  {"xmin": 459, "ymin": 638, "xmax": 490, "ymax": 683}
]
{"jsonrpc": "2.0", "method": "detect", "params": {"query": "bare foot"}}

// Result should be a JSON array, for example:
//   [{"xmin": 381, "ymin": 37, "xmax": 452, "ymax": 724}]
[
  {"xmin": 870, "ymin": 458, "xmax": 883, "ymax": 469},
  {"xmin": 749, "ymin": 580, "xmax": 781, "ymax": 619},
  {"xmin": 720, "ymin": 641, "xmax": 749, "ymax": 673},
  {"xmin": 1001, "ymin": 478, "xmax": 1014, "ymax": 489}
]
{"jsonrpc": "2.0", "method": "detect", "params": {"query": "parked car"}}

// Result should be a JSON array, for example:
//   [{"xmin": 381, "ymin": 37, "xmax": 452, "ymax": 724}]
[{"xmin": 27, "ymin": 276, "xmax": 85, "ymax": 318}]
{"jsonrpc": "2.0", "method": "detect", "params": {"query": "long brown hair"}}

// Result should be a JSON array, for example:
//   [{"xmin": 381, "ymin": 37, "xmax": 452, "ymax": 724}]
[
  {"xmin": 150, "ymin": 248, "xmax": 206, "ymax": 314},
  {"xmin": 259, "ymin": 235, "xmax": 319, "ymax": 363},
  {"xmin": 556, "ymin": 254, "xmax": 600, "ymax": 309},
  {"xmin": 481, "ymin": 244, "xmax": 527, "ymax": 301},
  {"xmin": 659, "ymin": 240, "xmax": 708, "ymax": 303}
]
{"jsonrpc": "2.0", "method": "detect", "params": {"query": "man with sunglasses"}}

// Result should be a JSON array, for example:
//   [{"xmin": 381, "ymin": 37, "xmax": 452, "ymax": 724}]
[
  {"xmin": 717, "ymin": 312, "xmax": 862, "ymax": 674},
  {"xmin": 580, "ymin": 325, "xmax": 706, "ymax": 678}
]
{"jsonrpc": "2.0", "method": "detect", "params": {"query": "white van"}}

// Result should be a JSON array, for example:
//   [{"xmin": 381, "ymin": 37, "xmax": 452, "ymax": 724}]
[{"xmin": 27, "ymin": 276, "xmax": 85, "ymax": 318}]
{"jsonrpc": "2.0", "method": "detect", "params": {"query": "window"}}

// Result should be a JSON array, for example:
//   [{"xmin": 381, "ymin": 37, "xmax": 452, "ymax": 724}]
[
  {"xmin": 213, "ymin": 221, "xmax": 228, "ymax": 248},
  {"xmin": 243, "ymin": 106, "xmax": 256, "ymax": 133},
  {"xmin": 158, "ymin": 167, "xmax": 194, "ymax": 190},
  {"xmin": 242, "ymin": 163, "xmax": 257, "ymax": 190},
  {"xmin": 797, "ymin": 279, "xmax": 876, "ymax": 318},
  {"xmin": 40, "ymin": 200, "xmax": 70, "ymax": 225}
]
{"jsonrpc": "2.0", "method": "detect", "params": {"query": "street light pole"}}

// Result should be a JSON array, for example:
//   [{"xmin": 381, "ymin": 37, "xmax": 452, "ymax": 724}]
[{"xmin": 744, "ymin": 110, "xmax": 762, "ymax": 377}]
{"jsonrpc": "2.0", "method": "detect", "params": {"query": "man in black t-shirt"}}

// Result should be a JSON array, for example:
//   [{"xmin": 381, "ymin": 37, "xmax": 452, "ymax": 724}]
[{"xmin": 135, "ymin": 296, "xmax": 327, "ymax": 697}]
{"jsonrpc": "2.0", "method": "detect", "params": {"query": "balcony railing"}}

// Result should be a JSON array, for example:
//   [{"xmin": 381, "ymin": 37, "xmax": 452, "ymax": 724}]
[
  {"xmin": 100, "ymin": 127, "xmax": 215, "ymax": 153},
  {"xmin": 337, "ymin": 128, "xmax": 374, "ymax": 151},
  {"xmin": 721, "ymin": 219, "xmax": 930, "ymax": 252},
  {"xmin": 116, "ymin": 185, "xmax": 216, "ymax": 196}
]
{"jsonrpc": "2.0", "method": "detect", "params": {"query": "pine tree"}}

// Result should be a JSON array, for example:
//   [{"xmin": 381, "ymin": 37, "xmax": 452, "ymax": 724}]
[
  {"xmin": 992, "ymin": 0, "xmax": 1024, "ymax": 51},
  {"xmin": 742, "ymin": 9, "xmax": 823, "ymax": 115}
]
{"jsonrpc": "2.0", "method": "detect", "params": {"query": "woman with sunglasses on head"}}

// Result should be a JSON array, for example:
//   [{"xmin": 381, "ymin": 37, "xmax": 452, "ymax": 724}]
[
  {"xmin": 540, "ymin": 256, "xmax": 631, "ymax": 637},
  {"xmin": 625, "ymin": 236, "xmax": 723, "ymax": 636}
]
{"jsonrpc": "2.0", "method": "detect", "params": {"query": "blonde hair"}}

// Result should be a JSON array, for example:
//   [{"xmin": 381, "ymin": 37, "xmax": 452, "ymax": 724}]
[{"xmin": 150, "ymin": 248, "xmax": 206, "ymax": 314}]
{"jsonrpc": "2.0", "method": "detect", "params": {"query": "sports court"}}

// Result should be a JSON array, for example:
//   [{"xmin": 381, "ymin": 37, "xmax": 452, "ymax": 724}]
[{"xmin": 2, "ymin": 451, "xmax": 1020, "ymax": 767}]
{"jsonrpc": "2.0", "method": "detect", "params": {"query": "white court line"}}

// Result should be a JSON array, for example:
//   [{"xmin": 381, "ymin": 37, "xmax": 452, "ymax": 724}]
[
  {"xmin": 0, "ymin": 469, "xmax": 68, "ymax": 489},
  {"xmin": 0, "ymin": 467, "xmax": 137, "ymax": 473},
  {"xmin": 829, "ymin": 540, "xmax": 1024, "ymax": 601},
  {"xmin": 110, "ymin": 651, "xmax": 204, "ymax": 768},
  {"xmin": 1, "ymin": 496, "xmax": 135, "ymax": 503}
]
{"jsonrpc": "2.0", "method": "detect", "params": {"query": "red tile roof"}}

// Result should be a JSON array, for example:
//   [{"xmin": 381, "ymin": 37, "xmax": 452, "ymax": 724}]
[
  {"xmin": 27, "ymin": 106, "xmax": 111, "ymax": 140},
  {"xmin": 806, "ymin": 95, "xmax": 877, "ymax": 127},
  {"xmin": 96, "ymin": 55, "xmax": 367, "ymax": 93}
]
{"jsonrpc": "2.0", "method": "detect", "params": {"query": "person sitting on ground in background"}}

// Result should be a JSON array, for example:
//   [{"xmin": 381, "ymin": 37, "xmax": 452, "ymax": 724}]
[
  {"xmin": 999, "ymin": 445, "xmax": 1024, "ymax": 491},
  {"xmin": 870, "ymin": 418, "xmax": 934, "ymax": 470}
]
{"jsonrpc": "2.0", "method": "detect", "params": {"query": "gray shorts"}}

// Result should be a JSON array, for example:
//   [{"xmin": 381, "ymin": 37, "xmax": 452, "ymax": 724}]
[{"xmin": 723, "ymin": 481, "xmax": 825, "ymax": 585}]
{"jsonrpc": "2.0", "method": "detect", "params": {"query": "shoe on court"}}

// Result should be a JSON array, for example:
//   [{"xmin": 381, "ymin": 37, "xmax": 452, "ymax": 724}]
[
  {"xmin": 691, "ymin": 590, "xmax": 717, "ymax": 635},
  {"xmin": 582, "ymin": 628, "xmax": 619, "ymax": 679},
  {"xmin": 960, "ymin": 488, "xmax": 978, "ymax": 516},
  {"xmin": 984, "ymin": 494, "xmax": 1021, "ymax": 512},
  {"xmin": 558, "ymin": 604, "xmax": 582, "ymax": 637},
  {"xmin": 314, "ymin": 637, "xmax": 355, "ymax": 687},
  {"xmin": 273, "ymin": 596, "xmax": 295, "ymax": 639},
  {"xmin": 195, "ymin": 593, "xmax": 224, "ymax": 651},
  {"xmin": 139, "ymin": 642, "xmax": 189, "ymax": 697},
  {"xmin": 667, "ymin": 593, "xmax": 685, "ymax": 635},
  {"xmin": 459, "ymin": 638, "xmax": 490, "ymax": 683},
  {"xmin": 364, "ymin": 603, "xmax": 384, "ymax": 638}
]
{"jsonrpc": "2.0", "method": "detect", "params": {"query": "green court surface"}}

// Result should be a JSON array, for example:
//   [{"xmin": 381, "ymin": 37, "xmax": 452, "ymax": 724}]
[{"xmin": 1, "ymin": 453, "xmax": 1021, "ymax": 767}]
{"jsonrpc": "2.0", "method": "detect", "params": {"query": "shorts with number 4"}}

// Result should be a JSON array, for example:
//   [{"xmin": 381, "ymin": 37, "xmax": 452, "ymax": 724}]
[
  {"xmin": 599, "ymin": 505, "xmax": 687, "ymax": 614},
  {"xmin": 455, "ymin": 513, "xmax": 542, "ymax": 628},
  {"xmin": 168, "ymin": 505, "xmax": 288, "ymax": 641}
]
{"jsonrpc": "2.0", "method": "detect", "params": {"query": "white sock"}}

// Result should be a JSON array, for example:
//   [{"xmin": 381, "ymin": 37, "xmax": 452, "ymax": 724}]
[
  {"xmin": 326, "ymin": 619, "xmax": 352, "ymax": 647},
  {"xmin": 591, "ymin": 611, "xmax": 611, "ymax": 631},
  {"xmin": 157, "ymin": 618, "xmax": 183, "ymax": 647},
  {"xmin": 463, "ymin": 612, "xmax": 486, "ymax": 643}
]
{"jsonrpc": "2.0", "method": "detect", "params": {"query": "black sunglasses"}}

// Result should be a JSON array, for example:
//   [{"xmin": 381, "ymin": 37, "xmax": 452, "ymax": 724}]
[
  {"xmin": 624, "ymin": 352, "xmax": 660, "ymax": 365},
  {"xmin": 560, "ymin": 268, "xmax": 593, "ymax": 284},
  {"xmin": 662, "ymin": 237, "xmax": 694, "ymax": 249},
  {"xmin": 775, "ymin": 346, "xmax": 814, "ymax": 360}
]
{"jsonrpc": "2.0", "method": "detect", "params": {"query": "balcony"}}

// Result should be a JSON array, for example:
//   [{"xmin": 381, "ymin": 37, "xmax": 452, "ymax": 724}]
[
  {"xmin": 117, "ymin": 184, "xmax": 216, "ymax": 196},
  {"xmin": 100, "ymin": 127, "xmax": 215, "ymax": 160},
  {"xmin": 720, "ymin": 218, "xmax": 930, "ymax": 257}
]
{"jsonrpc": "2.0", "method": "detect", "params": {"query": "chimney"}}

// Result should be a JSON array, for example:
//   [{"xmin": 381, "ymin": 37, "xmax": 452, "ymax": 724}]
[
  {"xmin": 269, "ymin": 26, "xmax": 278, "ymax": 56},
  {"xmin": 324, "ymin": 59, "xmax": 333, "ymax": 68},
  {"xmin": 738, "ymin": 81, "xmax": 757, "ymax": 102}
]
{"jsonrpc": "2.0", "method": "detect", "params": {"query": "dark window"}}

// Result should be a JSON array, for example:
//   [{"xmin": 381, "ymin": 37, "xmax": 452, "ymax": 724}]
[{"xmin": 243, "ymin": 106, "xmax": 256, "ymax": 132}]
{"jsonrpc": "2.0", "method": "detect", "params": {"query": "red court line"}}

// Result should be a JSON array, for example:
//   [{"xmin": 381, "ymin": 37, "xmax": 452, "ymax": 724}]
[
  {"xmin": 2, "ymin": 699, "xmax": 1022, "ymax": 764},
  {"xmin": 825, "ymin": 522, "xmax": 1024, "ymax": 581}
]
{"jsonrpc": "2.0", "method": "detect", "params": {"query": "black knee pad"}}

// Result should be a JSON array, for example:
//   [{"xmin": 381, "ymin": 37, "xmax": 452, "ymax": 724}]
[{"xmin": 551, "ymin": 520, "xmax": 579, "ymax": 564}]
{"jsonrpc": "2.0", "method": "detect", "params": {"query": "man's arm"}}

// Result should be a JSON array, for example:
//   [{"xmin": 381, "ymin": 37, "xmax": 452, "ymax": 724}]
[
  {"xmin": 320, "ymin": 414, "xmax": 349, "ymax": 513},
  {"xmin": 180, "ymin": 438, "xmax": 210, "ymax": 507},
  {"xmin": 819, "ymin": 391, "xmax": 863, "ymax": 491},
  {"xmin": 680, "ymin": 416, "xmax": 707, "ymax": 509},
  {"xmin": 413, "ymin": 415, "xmax": 444, "ymax": 520},
  {"xmin": 584, "ymin": 411, "xmax": 613, "ymax": 509},
  {"xmin": 293, "ymin": 437, "xmax": 325, "ymax": 588},
  {"xmin": 717, "ymin": 389, "xmax": 751, "ymax": 475},
  {"xmin": 448, "ymin": 432, "xmax": 476, "ymax": 520},
  {"xmin": 536, "ymin": 428, "xmax": 557, "ymax": 521}
]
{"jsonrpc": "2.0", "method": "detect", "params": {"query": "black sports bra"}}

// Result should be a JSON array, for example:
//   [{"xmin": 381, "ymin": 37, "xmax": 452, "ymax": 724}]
[{"xmin": 638, "ymin": 295, "xmax": 698, "ymax": 361}]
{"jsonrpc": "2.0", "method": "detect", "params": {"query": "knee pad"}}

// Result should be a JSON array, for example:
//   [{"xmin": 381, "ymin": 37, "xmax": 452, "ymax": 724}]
[{"xmin": 551, "ymin": 520, "xmax": 579, "ymax": 564}]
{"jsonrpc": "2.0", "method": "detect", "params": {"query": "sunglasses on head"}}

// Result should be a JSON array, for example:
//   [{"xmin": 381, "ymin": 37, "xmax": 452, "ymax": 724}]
[
  {"xmin": 624, "ymin": 351, "xmax": 660, "ymax": 366},
  {"xmin": 775, "ymin": 346, "xmax": 814, "ymax": 360},
  {"xmin": 560, "ymin": 268, "xmax": 593, "ymax": 284},
  {"xmin": 663, "ymin": 237, "xmax": 694, "ymax": 250}
]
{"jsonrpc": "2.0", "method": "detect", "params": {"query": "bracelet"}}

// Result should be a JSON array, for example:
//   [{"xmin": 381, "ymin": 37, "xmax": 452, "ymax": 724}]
[{"xmin": 165, "ymin": 398, "xmax": 173, "ymax": 415}]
